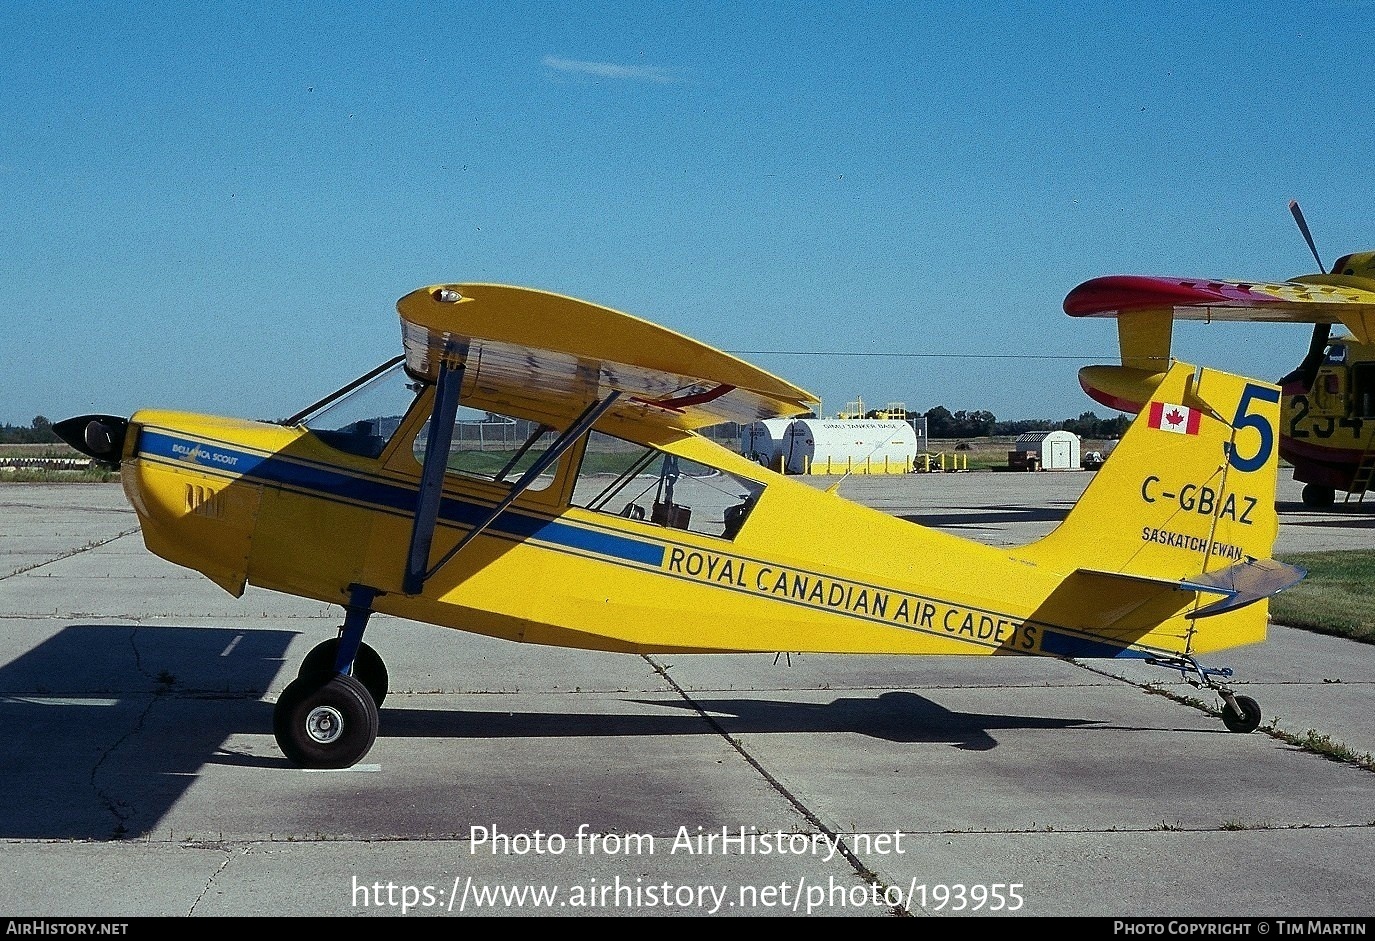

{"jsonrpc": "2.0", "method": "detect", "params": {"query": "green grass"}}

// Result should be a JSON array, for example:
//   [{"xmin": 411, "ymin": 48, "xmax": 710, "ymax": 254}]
[
  {"xmin": 0, "ymin": 443, "xmax": 116, "ymax": 482},
  {"xmin": 1269, "ymin": 728, "xmax": 1375, "ymax": 770},
  {"xmin": 0, "ymin": 444, "xmax": 83, "ymax": 458},
  {"xmin": 0, "ymin": 468, "xmax": 120, "ymax": 483},
  {"xmin": 1271, "ymin": 550, "xmax": 1375, "ymax": 644}
]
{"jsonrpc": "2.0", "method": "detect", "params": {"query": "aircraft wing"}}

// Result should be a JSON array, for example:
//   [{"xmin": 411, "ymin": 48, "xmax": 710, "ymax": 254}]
[
  {"xmin": 1064, "ymin": 274, "xmax": 1375, "ymax": 343},
  {"xmin": 397, "ymin": 283, "xmax": 819, "ymax": 431}
]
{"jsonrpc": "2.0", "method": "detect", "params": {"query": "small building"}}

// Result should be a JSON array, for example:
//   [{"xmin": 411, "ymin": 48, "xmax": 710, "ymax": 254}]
[{"xmin": 1009, "ymin": 430, "xmax": 1081, "ymax": 471}]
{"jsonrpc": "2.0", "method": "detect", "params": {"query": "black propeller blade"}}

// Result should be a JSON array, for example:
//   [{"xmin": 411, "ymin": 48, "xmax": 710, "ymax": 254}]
[{"xmin": 1285, "ymin": 199, "xmax": 1332, "ymax": 392}]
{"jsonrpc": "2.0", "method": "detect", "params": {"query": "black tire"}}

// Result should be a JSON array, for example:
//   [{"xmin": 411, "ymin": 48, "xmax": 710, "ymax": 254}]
[
  {"xmin": 297, "ymin": 638, "xmax": 389, "ymax": 708},
  {"xmin": 1222, "ymin": 694, "xmax": 1262, "ymax": 734},
  {"xmin": 1302, "ymin": 483, "xmax": 1336, "ymax": 509},
  {"xmin": 273, "ymin": 673, "xmax": 379, "ymax": 769}
]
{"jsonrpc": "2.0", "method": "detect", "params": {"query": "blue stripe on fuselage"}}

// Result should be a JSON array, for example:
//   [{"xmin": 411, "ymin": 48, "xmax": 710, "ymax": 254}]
[
  {"xmin": 1038, "ymin": 630, "xmax": 1150, "ymax": 659},
  {"xmin": 137, "ymin": 429, "xmax": 665, "ymax": 567},
  {"xmin": 138, "ymin": 430, "xmax": 1171, "ymax": 661}
]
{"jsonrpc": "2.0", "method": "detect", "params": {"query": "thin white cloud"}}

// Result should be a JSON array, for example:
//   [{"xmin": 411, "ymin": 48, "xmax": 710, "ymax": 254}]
[{"xmin": 542, "ymin": 56, "xmax": 679, "ymax": 84}]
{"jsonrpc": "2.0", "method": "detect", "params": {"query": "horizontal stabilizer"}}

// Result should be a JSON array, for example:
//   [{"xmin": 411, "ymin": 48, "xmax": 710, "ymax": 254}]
[
  {"xmin": 1075, "ymin": 557, "xmax": 1305, "ymax": 621},
  {"xmin": 1182, "ymin": 558, "xmax": 1307, "ymax": 619}
]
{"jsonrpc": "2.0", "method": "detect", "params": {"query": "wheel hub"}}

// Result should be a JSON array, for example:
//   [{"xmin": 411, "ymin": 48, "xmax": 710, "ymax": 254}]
[{"xmin": 305, "ymin": 705, "xmax": 346, "ymax": 744}]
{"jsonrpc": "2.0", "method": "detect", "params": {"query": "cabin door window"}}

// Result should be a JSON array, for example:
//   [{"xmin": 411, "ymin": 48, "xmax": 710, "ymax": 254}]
[{"xmin": 570, "ymin": 431, "xmax": 765, "ymax": 540}]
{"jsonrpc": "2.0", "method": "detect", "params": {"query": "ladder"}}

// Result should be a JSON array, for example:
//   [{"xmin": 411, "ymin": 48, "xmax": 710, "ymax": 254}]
[{"xmin": 1345, "ymin": 431, "xmax": 1375, "ymax": 504}]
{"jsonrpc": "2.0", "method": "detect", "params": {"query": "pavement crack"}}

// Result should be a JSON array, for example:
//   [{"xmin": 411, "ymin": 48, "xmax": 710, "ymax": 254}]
[
  {"xmin": 91, "ymin": 687, "xmax": 161, "ymax": 840},
  {"xmin": 1073, "ymin": 659, "xmax": 1375, "ymax": 774},
  {"xmin": 187, "ymin": 847, "xmax": 240, "ymax": 915},
  {"xmin": 0, "ymin": 527, "xmax": 140, "ymax": 580},
  {"xmin": 643, "ymin": 653, "xmax": 912, "ymax": 917}
]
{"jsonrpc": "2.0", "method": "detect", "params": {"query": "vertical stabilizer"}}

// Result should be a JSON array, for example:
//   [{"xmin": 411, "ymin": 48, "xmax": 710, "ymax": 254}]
[{"xmin": 1016, "ymin": 360, "xmax": 1288, "ymax": 654}]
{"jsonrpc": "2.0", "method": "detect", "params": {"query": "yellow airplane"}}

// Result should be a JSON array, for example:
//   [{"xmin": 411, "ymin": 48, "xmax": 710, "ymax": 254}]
[{"xmin": 55, "ymin": 282, "xmax": 1303, "ymax": 769}]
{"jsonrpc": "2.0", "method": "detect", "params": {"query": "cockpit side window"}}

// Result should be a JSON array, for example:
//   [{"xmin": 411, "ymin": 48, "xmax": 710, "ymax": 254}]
[
  {"xmin": 571, "ymin": 430, "xmax": 764, "ymax": 540},
  {"xmin": 413, "ymin": 407, "xmax": 563, "ymax": 492}
]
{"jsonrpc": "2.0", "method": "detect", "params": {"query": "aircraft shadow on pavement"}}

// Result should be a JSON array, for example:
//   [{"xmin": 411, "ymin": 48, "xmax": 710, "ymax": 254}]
[
  {"xmin": 1274, "ymin": 502, "xmax": 1375, "ymax": 528},
  {"xmin": 0, "ymin": 627, "xmax": 1100, "ymax": 838},
  {"xmin": 0, "ymin": 623, "xmax": 294, "ymax": 840},
  {"xmin": 371, "ymin": 689, "xmax": 1100, "ymax": 753}
]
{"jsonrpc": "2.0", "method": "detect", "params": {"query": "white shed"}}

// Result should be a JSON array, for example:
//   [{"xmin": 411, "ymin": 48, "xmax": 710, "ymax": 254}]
[{"xmin": 1013, "ymin": 430, "xmax": 1081, "ymax": 471}]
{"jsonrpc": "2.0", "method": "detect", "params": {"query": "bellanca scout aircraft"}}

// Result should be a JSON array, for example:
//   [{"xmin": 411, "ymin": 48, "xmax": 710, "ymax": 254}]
[
  {"xmin": 1065, "ymin": 202, "xmax": 1375, "ymax": 510},
  {"xmin": 56, "ymin": 281, "xmax": 1303, "ymax": 769}
]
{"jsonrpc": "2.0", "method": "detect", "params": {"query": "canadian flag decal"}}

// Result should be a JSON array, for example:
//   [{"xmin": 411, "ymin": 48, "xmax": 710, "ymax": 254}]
[{"xmin": 1148, "ymin": 401, "xmax": 1201, "ymax": 435}]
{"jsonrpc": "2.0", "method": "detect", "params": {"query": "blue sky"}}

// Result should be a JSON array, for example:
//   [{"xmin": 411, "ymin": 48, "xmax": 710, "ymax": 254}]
[{"xmin": 3, "ymin": 1, "xmax": 1371, "ymax": 427}]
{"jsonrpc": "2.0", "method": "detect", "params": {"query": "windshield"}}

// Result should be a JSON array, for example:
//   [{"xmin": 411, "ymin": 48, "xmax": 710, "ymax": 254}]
[{"xmin": 295, "ymin": 359, "xmax": 425, "ymax": 459}]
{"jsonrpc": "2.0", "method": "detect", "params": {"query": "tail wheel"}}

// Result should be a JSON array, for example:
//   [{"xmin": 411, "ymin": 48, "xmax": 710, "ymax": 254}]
[
  {"xmin": 297, "ymin": 638, "xmax": 389, "ymax": 708},
  {"xmin": 273, "ymin": 673, "xmax": 379, "ymax": 769},
  {"xmin": 1222, "ymin": 694, "xmax": 1262, "ymax": 734}
]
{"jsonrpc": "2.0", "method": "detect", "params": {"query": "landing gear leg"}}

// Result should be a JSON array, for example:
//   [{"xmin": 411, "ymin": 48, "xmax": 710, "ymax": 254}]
[
  {"xmin": 1147, "ymin": 655, "xmax": 1262, "ymax": 734},
  {"xmin": 274, "ymin": 584, "xmax": 385, "ymax": 768},
  {"xmin": 298, "ymin": 638, "xmax": 388, "ymax": 707}
]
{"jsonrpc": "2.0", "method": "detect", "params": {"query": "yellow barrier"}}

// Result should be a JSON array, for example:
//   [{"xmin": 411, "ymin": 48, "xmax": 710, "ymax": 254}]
[
  {"xmin": 794, "ymin": 450, "xmax": 984, "ymax": 476},
  {"xmin": 802, "ymin": 454, "xmax": 918, "ymax": 476},
  {"xmin": 916, "ymin": 452, "xmax": 967, "ymax": 473}
]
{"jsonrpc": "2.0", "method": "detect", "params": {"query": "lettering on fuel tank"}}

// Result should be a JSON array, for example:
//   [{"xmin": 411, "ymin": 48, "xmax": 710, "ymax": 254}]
[
  {"xmin": 663, "ymin": 546, "xmax": 1038, "ymax": 650},
  {"xmin": 171, "ymin": 443, "xmax": 240, "ymax": 467}
]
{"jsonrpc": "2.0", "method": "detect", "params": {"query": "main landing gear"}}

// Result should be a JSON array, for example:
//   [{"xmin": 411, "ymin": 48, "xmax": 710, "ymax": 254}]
[
  {"xmin": 274, "ymin": 585, "xmax": 387, "ymax": 768},
  {"xmin": 1147, "ymin": 654, "xmax": 1263, "ymax": 734},
  {"xmin": 1301, "ymin": 483, "xmax": 1336, "ymax": 509}
]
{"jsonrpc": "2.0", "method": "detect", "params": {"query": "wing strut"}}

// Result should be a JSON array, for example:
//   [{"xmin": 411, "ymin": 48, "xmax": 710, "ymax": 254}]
[
  {"xmin": 404, "ymin": 387, "xmax": 623, "ymax": 594},
  {"xmin": 403, "ymin": 359, "xmax": 467, "ymax": 595}
]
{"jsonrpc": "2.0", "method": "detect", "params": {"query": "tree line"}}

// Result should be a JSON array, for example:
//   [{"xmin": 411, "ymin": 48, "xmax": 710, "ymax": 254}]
[
  {"xmin": 874, "ymin": 408, "xmax": 1129, "ymax": 440},
  {"xmin": 0, "ymin": 417, "xmax": 60, "ymax": 444}
]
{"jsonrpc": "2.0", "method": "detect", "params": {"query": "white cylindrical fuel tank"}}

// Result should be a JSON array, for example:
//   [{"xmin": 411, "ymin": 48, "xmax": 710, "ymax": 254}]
[
  {"xmin": 783, "ymin": 419, "xmax": 918, "ymax": 475},
  {"xmin": 741, "ymin": 419, "xmax": 794, "ymax": 470}
]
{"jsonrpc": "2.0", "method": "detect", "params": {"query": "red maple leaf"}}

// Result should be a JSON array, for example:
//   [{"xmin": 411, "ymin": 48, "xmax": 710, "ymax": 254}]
[{"xmin": 1165, "ymin": 408, "xmax": 1184, "ymax": 427}]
